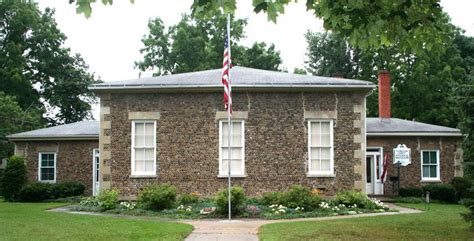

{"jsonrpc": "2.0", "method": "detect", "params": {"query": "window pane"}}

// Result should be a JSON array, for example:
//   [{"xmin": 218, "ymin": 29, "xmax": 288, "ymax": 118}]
[
  {"xmin": 321, "ymin": 148, "xmax": 330, "ymax": 159},
  {"xmin": 430, "ymin": 166, "xmax": 437, "ymax": 178},
  {"xmin": 41, "ymin": 160, "xmax": 48, "ymax": 167},
  {"xmin": 135, "ymin": 159, "xmax": 145, "ymax": 172},
  {"xmin": 321, "ymin": 122, "xmax": 330, "ymax": 134},
  {"xmin": 321, "ymin": 133, "xmax": 331, "ymax": 145},
  {"xmin": 310, "ymin": 147, "xmax": 320, "ymax": 159},
  {"xmin": 221, "ymin": 159, "xmax": 242, "ymax": 174},
  {"xmin": 145, "ymin": 123, "xmax": 154, "ymax": 146},
  {"xmin": 430, "ymin": 152, "xmax": 437, "ymax": 164},
  {"xmin": 231, "ymin": 159, "xmax": 242, "ymax": 173},
  {"xmin": 423, "ymin": 152, "xmax": 430, "ymax": 164},
  {"xmin": 320, "ymin": 159, "xmax": 331, "ymax": 171},
  {"xmin": 135, "ymin": 148, "xmax": 145, "ymax": 161},
  {"xmin": 222, "ymin": 148, "xmax": 242, "ymax": 160},
  {"xmin": 311, "ymin": 159, "xmax": 320, "ymax": 171},
  {"xmin": 222, "ymin": 122, "xmax": 242, "ymax": 147},
  {"xmin": 422, "ymin": 166, "xmax": 430, "ymax": 177},
  {"xmin": 41, "ymin": 168, "xmax": 54, "ymax": 181},
  {"xmin": 135, "ymin": 123, "xmax": 144, "ymax": 146},
  {"xmin": 41, "ymin": 153, "xmax": 49, "ymax": 162},
  {"xmin": 145, "ymin": 148, "xmax": 154, "ymax": 161},
  {"xmin": 145, "ymin": 159, "xmax": 154, "ymax": 172},
  {"xmin": 310, "ymin": 122, "xmax": 320, "ymax": 146}
]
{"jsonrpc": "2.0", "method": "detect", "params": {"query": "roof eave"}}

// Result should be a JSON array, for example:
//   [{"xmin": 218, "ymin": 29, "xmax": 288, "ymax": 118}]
[
  {"xmin": 89, "ymin": 84, "xmax": 376, "ymax": 93},
  {"xmin": 367, "ymin": 132, "xmax": 463, "ymax": 137},
  {"xmin": 7, "ymin": 135, "xmax": 99, "ymax": 141}
]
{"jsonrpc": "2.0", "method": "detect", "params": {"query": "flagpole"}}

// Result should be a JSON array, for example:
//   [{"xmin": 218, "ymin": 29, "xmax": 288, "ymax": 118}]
[{"xmin": 226, "ymin": 13, "xmax": 232, "ymax": 222}]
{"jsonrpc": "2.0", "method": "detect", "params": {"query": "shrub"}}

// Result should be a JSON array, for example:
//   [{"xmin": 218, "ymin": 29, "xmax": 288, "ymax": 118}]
[
  {"xmin": 399, "ymin": 187, "xmax": 423, "ymax": 197},
  {"xmin": 51, "ymin": 181, "xmax": 85, "ymax": 198},
  {"xmin": 279, "ymin": 185, "xmax": 321, "ymax": 210},
  {"xmin": 451, "ymin": 177, "xmax": 473, "ymax": 200},
  {"xmin": 394, "ymin": 196, "xmax": 425, "ymax": 204},
  {"xmin": 461, "ymin": 187, "xmax": 474, "ymax": 227},
  {"xmin": 335, "ymin": 189, "xmax": 371, "ymax": 208},
  {"xmin": 215, "ymin": 186, "xmax": 246, "ymax": 215},
  {"xmin": 1, "ymin": 156, "xmax": 26, "ymax": 201},
  {"xmin": 18, "ymin": 182, "xmax": 53, "ymax": 202},
  {"xmin": 97, "ymin": 189, "xmax": 120, "ymax": 210},
  {"xmin": 260, "ymin": 192, "xmax": 283, "ymax": 206},
  {"xmin": 422, "ymin": 184, "xmax": 456, "ymax": 203},
  {"xmin": 0, "ymin": 169, "xmax": 4, "ymax": 196},
  {"xmin": 178, "ymin": 192, "xmax": 200, "ymax": 205},
  {"xmin": 138, "ymin": 184, "xmax": 177, "ymax": 211}
]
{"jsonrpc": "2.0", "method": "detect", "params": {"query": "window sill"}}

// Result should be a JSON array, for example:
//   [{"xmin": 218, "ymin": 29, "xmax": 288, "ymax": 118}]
[
  {"xmin": 307, "ymin": 173, "xmax": 335, "ymax": 178},
  {"xmin": 217, "ymin": 174, "xmax": 247, "ymax": 178},
  {"xmin": 420, "ymin": 179, "xmax": 441, "ymax": 183},
  {"xmin": 129, "ymin": 175, "xmax": 157, "ymax": 179}
]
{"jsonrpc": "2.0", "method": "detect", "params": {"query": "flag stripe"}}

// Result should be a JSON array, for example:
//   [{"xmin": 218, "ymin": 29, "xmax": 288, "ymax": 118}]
[{"xmin": 222, "ymin": 33, "xmax": 232, "ymax": 114}]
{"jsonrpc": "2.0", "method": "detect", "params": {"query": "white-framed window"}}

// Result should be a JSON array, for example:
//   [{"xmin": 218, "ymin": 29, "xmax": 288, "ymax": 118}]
[
  {"xmin": 308, "ymin": 120, "xmax": 334, "ymax": 176},
  {"xmin": 38, "ymin": 152, "xmax": 56, "ymax": 182},
  {"xmin": 131, "ymin": 120, "xmax": 156, "ymax": 176},
  {"xmin": 421, "ymin": 150, "xmax": 440, "ymax": 181},
  {"xmin": 219, "ymin": 120, "xmax": 245, "ymax": 176}
]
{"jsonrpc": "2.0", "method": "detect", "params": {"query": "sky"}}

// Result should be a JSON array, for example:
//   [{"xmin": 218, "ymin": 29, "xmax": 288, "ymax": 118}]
[{"xmin": 35, "ymin": 0, "xmax": 474, "ymax": 119}]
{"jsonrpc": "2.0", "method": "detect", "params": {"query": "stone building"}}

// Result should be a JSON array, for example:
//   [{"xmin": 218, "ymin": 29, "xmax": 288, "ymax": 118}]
[{"xmin": 7, "ymin": 67, "xmax": 464, "ymax": 198}]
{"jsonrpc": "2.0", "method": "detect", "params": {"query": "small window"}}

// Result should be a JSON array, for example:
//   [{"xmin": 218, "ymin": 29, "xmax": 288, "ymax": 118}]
[
  {"xmin": 131, "ymin": 120, "xmax": 156, "ymax": 176},
  {"xmin": 421, "ymin": 150, "xmax": 440, "ymax": 180},
  {"xmin": 38, "ymin": 153, "xmax": 56, "ymax": 182},
  {"xmin": 219, "ymin": 120, "xmax": 245, "ymax": 176},
  {"xmin": 308, "ymin": 120, "xmax": 334, "ymax": 176}
]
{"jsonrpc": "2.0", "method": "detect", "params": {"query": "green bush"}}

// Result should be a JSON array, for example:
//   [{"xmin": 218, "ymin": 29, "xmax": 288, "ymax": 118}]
[
  {"xmin": 461, "ymin": 187, "xmax": 474, "ymax": 227},
  {"xmin": 335, "ymin": 189, "xmax": 371, "ymax": 208},
  {"xmin": 394, "ymin": 196, "xmax": 425, "ymax": 204},
  {"xmin": 1, "ymin": 156, "xmax": 26, "ymax": 201},
  {"xmin": 51, "ymin": 181, "xmax": 85, "ymax": 198},
  {"xmin": 422, "ymin": 184, "xmax": 456, "ymax": 203},
  {"xmin": 178, "ymin": 192, "xmax": 200, "ymax": 205},
  {"xmin": 18, "ymin": 182, "xmax": 53, "ymax": 202},
  {"xmin": 138, "ymin": 184, "xmax": 177, "ymax": 211},
  {"xmin": 279, "ymin": 185, "xmax": 321, "ymax": 210},
  {"xmin": 97, "ymin": 189, "xmax": 120, "ymax": 210},
  {"xmin": 260, "ymin": 191, "xmax": 283, "ymax": 206},
  {"xmin": 451, "ymin": 177, "xmax": 473, "ymax": 200},
  {"xmin": 215, "ymin": 186, "xmax": 246, "ymax": 215},
  {"xmin": 399, "ymin": 187, "xmax": 423, "ymax": 197},
  {"xmin": 0, "ymin": 169, "xmax": 4, "ymax": 196}
]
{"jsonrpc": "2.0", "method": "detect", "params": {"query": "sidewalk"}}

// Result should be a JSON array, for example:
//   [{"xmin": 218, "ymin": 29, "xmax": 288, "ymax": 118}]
[{"xmin": 183, "ymin": 203, "xmax": 421, "ymax": 241}]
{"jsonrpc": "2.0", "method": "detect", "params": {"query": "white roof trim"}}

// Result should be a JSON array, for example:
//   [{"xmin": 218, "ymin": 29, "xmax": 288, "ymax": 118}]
[
  {"xmin": 8, "ymin": 135, "xmax": 99, "ymax": 141},
  {"xmin": 367, "ymin": 132, "xmax": 463, "ymax": 137}
]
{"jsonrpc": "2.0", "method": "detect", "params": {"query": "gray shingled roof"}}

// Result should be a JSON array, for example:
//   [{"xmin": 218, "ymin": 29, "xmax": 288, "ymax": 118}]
[
  {"xmin": 366, "ymin": 118, "xmax": 462, "ymax": 136},
  {"xmin": 90, "ymin": 66, "xmax": 375, "ymax": 91},
  {"xmin": 7, "ymin": 118, "xmax": 462, "ymax": 140},
  {"xmin": 7, "ymin": 121, "xmax": 99, "ymax": 140}
]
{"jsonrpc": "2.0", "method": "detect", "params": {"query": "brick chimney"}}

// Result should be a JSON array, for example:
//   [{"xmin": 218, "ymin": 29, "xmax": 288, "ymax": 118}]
[{"xmin": 378, "ymin": 70, "xmax": 391, "ymax": 118}]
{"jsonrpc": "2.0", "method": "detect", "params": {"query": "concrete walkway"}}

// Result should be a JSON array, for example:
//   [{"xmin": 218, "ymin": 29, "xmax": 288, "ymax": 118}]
[
  {"xmin": 50, "ymin": 203, "xmax": 421, "ymax": 241},
  {"xmin": 183, "ymin": 203, "xmax": 421, "ymax": 241}
]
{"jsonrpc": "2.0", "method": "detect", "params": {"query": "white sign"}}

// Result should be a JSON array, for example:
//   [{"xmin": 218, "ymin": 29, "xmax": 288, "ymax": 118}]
[{"xmin": 393, "ymin": 144, "xmax": 411, "ymax": 166}]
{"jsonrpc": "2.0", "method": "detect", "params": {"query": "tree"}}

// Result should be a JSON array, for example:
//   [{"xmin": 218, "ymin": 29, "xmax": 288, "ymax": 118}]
[
  {"xmin": 71, "ymin": 0, "xmax": 447, "ymax": 53},
  {"xmin": 304, "ymin": 29, "xmax": 466, "ymax": 128},
  {"xmin": 136, "ymin": 14, "xmax": 282, "ymax": 76},
  {"xmin": 0, "ymin": 1, "xmax": 98, "ymax": 125},
  {"xmin": 0, "ymin": 92, "xmax": 43, "ymax": 159}
]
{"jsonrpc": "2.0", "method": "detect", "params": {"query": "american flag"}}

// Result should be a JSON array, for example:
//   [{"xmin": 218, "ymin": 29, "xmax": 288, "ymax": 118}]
[{"xmin": 221, "ymin": 33, "xmax": 232, "ymax": 114}]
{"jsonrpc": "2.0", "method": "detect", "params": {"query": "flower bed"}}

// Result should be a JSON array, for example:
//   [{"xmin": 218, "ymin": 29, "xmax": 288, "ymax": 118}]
[{"xmin": 75, "ymin": 186, "xmax": 393, "ymax": 220}]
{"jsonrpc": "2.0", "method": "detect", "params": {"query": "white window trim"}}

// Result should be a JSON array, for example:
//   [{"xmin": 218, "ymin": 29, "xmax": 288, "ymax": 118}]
[
  {"xmin": 131, "ymin": 120, "xmax": 157, "ymax": 177},
  {"xmin": 38, "ymin": 152, "xmax": 56, "ymax": 183},
  {"xmin": 218, "ymin": 120, "xmax": 246, "ymax": 177},
  {"xmin": 420, "ymin": 149, "xmax": 441, "ymax": 181},
  {"xmin": 307, "ymin": 119, "xmax": 334, "ymax": 176}
]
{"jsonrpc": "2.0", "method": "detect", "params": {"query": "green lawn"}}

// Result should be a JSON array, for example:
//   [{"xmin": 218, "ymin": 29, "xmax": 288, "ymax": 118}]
[
  {"xmin": 0, "ymin": 201, "xmax": 193, "ymax": 241},
  {"xmin": 259, "ymin": 203, "xmax": 473, "ymax": 241}
]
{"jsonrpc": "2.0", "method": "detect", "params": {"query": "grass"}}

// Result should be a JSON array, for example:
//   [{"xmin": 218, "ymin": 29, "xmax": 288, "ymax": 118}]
[
  {"xmin": 259, "ymin": 203, "xmax": 473, "ymax": 241},
  {"xmin": 0, "ymin": 201, "xmax": 193, "ymax": 241}
]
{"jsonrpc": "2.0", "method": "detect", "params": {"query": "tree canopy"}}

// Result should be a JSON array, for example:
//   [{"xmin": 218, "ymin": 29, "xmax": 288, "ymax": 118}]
[
  {"xmin": 136, "ymin": 14, "xmax": 282, "ymax": 76},
  {"xmin": 304, "ymin": 28, "xmax": 468, "ymax": 128},
  {"xmin": 71, "ymin": 0, "xmax": 447, "ymax": 53},
  {"xmin": 0, "ymin": 1, "xmax": 98, "ymax": 125}
]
